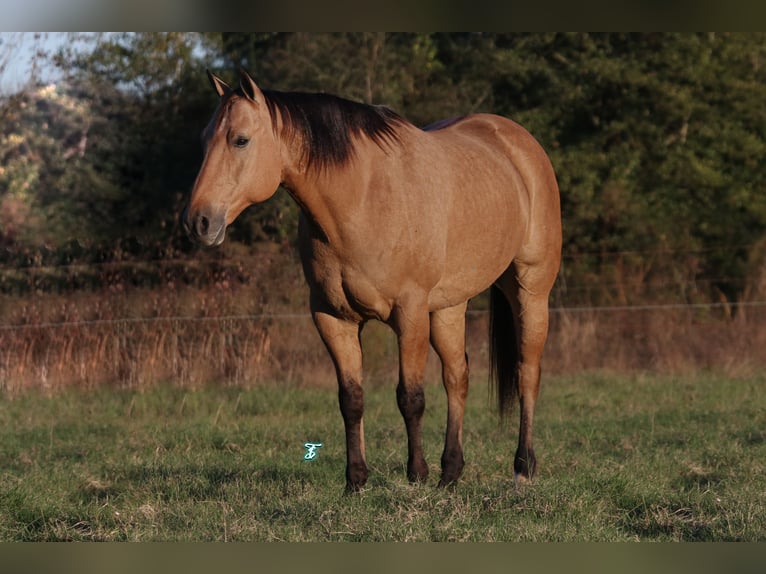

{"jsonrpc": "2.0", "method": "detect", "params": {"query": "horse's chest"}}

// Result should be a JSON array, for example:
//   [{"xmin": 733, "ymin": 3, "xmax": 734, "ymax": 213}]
[{"xmin": 306, "ymin": 252, "xmax": 393, "ymax": 322}]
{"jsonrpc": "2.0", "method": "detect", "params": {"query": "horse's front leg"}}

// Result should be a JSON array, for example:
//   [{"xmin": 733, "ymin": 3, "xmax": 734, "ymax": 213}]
[
  {"xmin": 312, "ymin": 309, "xmax": 367, "ymax": 492},
  {"xmin": 391, "ymin": 295, "xmax": 431, "ymax": 483}
]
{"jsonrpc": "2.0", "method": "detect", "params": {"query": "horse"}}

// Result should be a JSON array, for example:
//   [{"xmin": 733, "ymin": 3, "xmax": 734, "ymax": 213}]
[{"xmin": 183, "ymin": 69, "xmax": 562, "ymax": 491}]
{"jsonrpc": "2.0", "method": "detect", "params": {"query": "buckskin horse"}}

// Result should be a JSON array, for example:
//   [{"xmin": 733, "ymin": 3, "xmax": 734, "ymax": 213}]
[{"xmin": 183, "ymin": 69, "xmax": 562, "ymax": 491}]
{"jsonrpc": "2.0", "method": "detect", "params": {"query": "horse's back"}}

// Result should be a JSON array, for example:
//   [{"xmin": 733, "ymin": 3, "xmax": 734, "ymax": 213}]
[{"xmin": 425, "ymin": 113, "xmax": 556, "ymax": 182}]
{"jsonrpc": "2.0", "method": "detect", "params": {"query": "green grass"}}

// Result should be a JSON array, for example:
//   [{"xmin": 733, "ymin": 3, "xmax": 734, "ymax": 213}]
[{"xmin": 0, "ymin": 373, "xmax": 764, "ymax": 541}]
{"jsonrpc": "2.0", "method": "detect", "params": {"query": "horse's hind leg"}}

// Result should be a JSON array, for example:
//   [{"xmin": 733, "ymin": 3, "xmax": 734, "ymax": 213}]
[
  {"xmin": 497, "ymin": 261, "xmax": 555, "ymax": 485},
  {"xmin": 312, "ymin": 308, "xmax": 367, "ymax": 492},
  {"xmin": 430, "ymin": 302, "xmax": 469, "ymax": 487}
]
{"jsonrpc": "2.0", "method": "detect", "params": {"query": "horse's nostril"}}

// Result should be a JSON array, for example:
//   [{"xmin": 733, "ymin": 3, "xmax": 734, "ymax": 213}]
[
  {"xmin": 186, "ymin": 209, "xmax": 225, "ymax": 245},
  {"xmin": 197, "ymin": 215, "xmax": 210, "ymax": 236}
]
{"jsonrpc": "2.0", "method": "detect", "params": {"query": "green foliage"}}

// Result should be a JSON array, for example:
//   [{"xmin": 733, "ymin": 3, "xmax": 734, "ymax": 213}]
[
  {"xmin": 0, "ymin": 83, "xmax": 108, "ymax": 245},
  {"xmin": 53, "ymin": 33, "xmax": 220, "ymax": 243},
  {"xmin": 476, "ymin": 33, "xmax": 766, "ymax": 303},
  {"xmin": 1, "ymin": 33, "xmax": 219, "ymax": 249},
  {"xmin": 2, "ymin": 33, "xmax": 765, "ymax": 304}
]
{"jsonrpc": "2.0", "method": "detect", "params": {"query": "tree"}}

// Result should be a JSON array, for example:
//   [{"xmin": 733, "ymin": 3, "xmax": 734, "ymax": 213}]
[
  {"xmin": 476, "ymin": 33, "xmax": 766, "ymax": 304},
  {"xmin": 49, "ymin": 33, "xmax": 220, "ymax": 246},
  {"xmin": 1, "ymin": 33, "xmax": 54, "ymax": 246},
  {"xmin": 3, "ymin": 32, "xmax": 764, "ymax": 305},
  {"xmin": 0, "ymin": 81, "xmax": 114, "ymax": 246}
]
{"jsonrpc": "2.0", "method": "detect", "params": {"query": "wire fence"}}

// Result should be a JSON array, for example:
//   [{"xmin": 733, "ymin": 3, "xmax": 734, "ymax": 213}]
[
  {"xmin": 2, "ymin": 245, "xmax": 765, "ymax": 389},
  {"xmin": 2, "ymin": 300, "xmax": 766, "ymax": 331},
  {"xmin": 3, "ymin": 296, "xmax": 765, "ymax": 392}
]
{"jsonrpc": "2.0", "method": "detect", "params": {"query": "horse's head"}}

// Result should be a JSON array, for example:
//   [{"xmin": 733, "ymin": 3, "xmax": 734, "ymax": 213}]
[{"xmin": 183, "ymin": 69, "xmax": 282, "ymax": 246}]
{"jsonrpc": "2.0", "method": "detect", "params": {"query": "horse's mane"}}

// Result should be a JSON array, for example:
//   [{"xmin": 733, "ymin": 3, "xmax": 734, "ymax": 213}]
[{"xmin": 258, "ymin": 89, "xmax": 407, "ymax": 172}]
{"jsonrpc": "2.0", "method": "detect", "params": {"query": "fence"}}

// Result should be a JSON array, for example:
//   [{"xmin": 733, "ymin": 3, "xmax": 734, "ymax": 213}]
[
  {"xmin": 2, "ymin": 241, "xmax": 765, "ymax": 391},
  {"xmin": 2, "ymin": 296, "xmax": 765, "ymax": 394}
]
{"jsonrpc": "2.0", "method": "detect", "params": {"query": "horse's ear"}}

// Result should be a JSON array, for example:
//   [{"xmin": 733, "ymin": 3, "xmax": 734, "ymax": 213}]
[
  {"xmin": 207, "ymin": 70, "xmax": 230, "ymax": 98},
  {"xmin": 239, "ymin": 68, "xmax": 264, "ymax": 104}
]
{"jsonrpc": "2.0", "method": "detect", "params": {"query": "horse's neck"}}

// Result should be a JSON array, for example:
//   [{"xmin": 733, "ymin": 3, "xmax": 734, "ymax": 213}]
[
  {"xmin": 282, "ymin": 168, "xmax": 356, "ymax": 245},
  {"xmin": 279, "ymin": 130, "xmax": 408, "ymax": 246}
]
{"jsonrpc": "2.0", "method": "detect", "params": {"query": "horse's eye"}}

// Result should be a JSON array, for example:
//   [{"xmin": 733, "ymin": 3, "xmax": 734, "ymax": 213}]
[{"xmin": 233, "ymin": 135, "xmax": 250, "ymax": 148}]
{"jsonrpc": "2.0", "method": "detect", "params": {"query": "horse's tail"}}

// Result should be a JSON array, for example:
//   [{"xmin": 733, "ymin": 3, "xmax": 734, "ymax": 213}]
[{"xmin": 489, "ymin": 284, "xmax": 519, "ymax": 420}]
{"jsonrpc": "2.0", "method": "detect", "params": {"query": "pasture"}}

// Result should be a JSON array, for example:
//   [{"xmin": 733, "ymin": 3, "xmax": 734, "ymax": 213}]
[{"xmin": 1, "ymin": 372, "xmax": 763, "ymax": 541}]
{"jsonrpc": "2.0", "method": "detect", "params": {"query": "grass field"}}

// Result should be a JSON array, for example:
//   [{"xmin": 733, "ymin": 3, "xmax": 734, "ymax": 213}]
[{"xmin": 0, "ymin": 372, "xmax": 764, "ymax": 541}]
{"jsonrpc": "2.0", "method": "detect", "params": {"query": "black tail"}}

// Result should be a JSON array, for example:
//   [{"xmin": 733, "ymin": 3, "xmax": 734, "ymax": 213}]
[{"xmin": 489, "ymin": 285, "xmax": 519, "ymax": 420}]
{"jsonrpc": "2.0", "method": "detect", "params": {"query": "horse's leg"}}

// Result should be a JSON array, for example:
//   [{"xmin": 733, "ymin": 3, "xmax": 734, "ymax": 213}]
[
  {"xmin": 429, "ymin": 302, "xmax": 469, "ymax": 487},
  {"xmin": 499, "ymin": 263, "xmax": 553, "ymax": 485},
  {"xmin": 312, "ymin": 309, "xmax": 367, "ymax": 491},
  {"xmin": 392, "ymin": 296, "xmax": 431, "ymax": 483}
]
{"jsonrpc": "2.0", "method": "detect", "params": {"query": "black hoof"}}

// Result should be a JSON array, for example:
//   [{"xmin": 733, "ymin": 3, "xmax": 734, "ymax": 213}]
[
  {"xmin": 407, "ymin": 458, "xmax": 429, "ymax": 483},
  {"xmin": 345, "ymin": 462, "xmax": 368, "ymax": 492},
  {"xmin": 438, "ymin": 451, "xmax": 464, "ymax": 487},
  {"xmin": 514, "ymin": 447, "xmax": 536, "ymax": 481}
]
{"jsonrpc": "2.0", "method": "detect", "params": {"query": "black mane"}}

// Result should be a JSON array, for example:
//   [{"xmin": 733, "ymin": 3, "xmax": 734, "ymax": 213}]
[{"xmin": 259, "ymin": 90, "xmax": 406, "ymax": 171}]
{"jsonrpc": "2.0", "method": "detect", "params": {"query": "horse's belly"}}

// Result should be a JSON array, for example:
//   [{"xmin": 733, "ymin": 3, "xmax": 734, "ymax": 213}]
[
  {"xmin": 427, "ymin": 226, "xmax": 521, "ymax": 310},
  {"xmin": 428, "ymin": 262, "xmax": 510, "ymax": 310}
]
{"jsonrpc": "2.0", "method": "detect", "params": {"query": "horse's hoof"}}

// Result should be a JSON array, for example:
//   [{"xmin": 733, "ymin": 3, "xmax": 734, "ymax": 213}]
[{"xmin": 513, "ymin": 471, "xmax": 531, "ymax": 490}]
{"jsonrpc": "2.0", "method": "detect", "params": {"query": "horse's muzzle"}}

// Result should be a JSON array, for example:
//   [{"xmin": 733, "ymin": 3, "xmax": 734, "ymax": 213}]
[{"xmin": 182, "ymin": 205, "xmax": 226, "ymax": 247}]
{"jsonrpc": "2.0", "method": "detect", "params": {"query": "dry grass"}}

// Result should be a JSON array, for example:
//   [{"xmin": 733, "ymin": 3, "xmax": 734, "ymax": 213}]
[
  {"xmin": 544, "ymin": 305, "xmax": 766, "ymax": 376},
  {"xmin": 0, "ymin": 285, "xmax": 276, "ymax": 392},
  {"xmin": 2, "ymin": 280, "xmax": 766, "ymax": 394}
]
